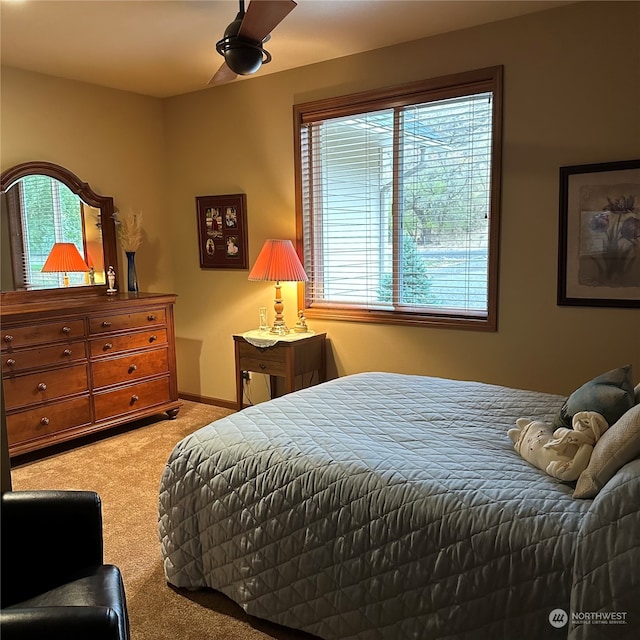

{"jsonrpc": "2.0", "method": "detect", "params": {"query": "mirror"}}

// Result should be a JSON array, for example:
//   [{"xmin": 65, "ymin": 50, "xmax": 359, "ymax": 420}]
[{"xmin": 1, "ymin": 161, "xmax": 118, "ymax": 295}]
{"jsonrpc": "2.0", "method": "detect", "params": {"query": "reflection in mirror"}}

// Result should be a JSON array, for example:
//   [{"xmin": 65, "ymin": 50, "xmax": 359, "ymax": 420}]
[
  {"xmin": 0, "ymin": 162, "xmax": 118, "ymax": 294},
  {"xmin": 3, "ymin": 175, "xmax": 105, "ymax": 289}
]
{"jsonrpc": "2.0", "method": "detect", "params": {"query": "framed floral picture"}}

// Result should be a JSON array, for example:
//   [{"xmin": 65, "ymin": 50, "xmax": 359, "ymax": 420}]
[
  {"xmin": 196, "ymin": 193, "xmax": 248, "ymax": 269},
  {"xmin": 558, "ymin": 159, "xmax": 640, "ymax": 308}
]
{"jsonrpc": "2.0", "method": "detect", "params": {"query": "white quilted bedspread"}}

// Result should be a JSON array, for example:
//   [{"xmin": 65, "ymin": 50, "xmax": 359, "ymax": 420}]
[{"xmin": 158, "ymin": 373, "xmax": 638, "ymax": 639}]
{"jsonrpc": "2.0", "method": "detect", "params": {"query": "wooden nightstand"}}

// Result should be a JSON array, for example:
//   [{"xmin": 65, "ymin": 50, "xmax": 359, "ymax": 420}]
[{"xmin": 233, "ymin": 332, "xmax": 327, "ymax": 410}]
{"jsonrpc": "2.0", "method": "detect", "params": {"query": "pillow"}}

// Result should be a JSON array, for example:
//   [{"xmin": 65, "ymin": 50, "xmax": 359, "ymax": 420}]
[
  {"xmin": 553, "ymin": 365, "xmax": 634, "ymax": 429},
  {"xmin": 573, "ymin": 404, "xmax": 640, "ymax": 499},
  {"xmin": 635, "ymin": 383, "xmax": 640, "ymax": 405}
]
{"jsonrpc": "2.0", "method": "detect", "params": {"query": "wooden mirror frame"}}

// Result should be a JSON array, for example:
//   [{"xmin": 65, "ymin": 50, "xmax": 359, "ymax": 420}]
[{"xmin": 0, "ymin": 161, "xmax": 119, "ymax": 303}]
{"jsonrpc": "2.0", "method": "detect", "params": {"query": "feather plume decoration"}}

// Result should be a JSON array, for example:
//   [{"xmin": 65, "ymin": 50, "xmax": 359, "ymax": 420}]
[{"xmin": 118, "ymin": 209, "xmax": 143, "ymax": 252}]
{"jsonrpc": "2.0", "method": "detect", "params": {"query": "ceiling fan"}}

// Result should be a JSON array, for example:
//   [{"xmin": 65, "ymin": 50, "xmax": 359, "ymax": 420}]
[{"xmin": 210, "ymin": 0, "xmax": 297, "ymax": 85}]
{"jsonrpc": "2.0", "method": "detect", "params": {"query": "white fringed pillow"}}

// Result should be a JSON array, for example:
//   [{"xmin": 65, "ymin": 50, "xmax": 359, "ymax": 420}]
[{"xmin": 573, "ymin": 404, "xmax": 640, "ymax": 499}]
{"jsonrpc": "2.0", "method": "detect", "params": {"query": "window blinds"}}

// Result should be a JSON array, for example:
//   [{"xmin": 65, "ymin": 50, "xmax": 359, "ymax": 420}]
[{"xmin": 299, "ymin": 90, "xmax": 494, "ymax": 319}]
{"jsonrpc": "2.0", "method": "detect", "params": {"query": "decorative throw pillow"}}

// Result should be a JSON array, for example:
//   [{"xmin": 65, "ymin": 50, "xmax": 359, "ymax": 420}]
[
  {"xmin": 573, "ymin": 404, "xmax": 640, "ymax": 499},
  {"xmin": 552, "ymin": 365, "xmax": 634, "ymax": 429},
  {"xmin": 635, "ymin": 383, "xmax": 640, "ymax": 405}
]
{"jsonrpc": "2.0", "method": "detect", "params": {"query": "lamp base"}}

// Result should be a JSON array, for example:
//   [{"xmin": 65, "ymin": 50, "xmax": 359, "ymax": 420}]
[
  {"xmin": 269, "ymin": 281, "xmax": 290, "ymax": 335},
  {"xmin": 270, "ymin": 321, "xmax": 290, "ymax": 335}
]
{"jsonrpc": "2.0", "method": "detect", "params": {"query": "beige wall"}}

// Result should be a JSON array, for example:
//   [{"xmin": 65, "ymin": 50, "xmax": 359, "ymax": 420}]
[
  {"xmin": 0, "ymin": 67, "xmax": 172, "ymax": 294},
  {"xmin": 2, "ymin": 1, "xmax": 639, "ymax": 405}
]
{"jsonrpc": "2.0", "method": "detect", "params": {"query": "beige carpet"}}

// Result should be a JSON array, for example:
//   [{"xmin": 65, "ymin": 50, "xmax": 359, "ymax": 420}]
[{"xmin": 10, "ymin": 401, "xmax": 315, "ymax": 640}]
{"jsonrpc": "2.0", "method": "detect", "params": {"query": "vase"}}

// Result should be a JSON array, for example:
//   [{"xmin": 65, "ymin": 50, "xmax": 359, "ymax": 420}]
[{"xmin": 126, "ymin": 251, "xmax": 139, "ymax": 293}]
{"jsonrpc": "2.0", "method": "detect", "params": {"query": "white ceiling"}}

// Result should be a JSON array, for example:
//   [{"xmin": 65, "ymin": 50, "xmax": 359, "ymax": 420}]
[{"xmin": 1, "ymin": 0, "xmax": 574, "ymax": 98}]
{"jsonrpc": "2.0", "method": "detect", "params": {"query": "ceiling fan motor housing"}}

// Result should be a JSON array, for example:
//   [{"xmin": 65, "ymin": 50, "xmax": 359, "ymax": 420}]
[{"xmin": 216, "ymin": 13, "xmax": 271, "ymax": 76}]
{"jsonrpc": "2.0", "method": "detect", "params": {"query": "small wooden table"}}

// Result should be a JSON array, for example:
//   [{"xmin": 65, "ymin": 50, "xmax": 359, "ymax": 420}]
[{"xmin": 233, "ymin": 331, "xmax": 327, "ymax": 410}]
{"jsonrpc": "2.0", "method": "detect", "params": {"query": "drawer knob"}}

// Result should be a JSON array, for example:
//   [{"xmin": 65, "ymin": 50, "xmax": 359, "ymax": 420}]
[
  {"xmin": 3, "ymin": 335, "xmax": 13, "ymax": 343},
  {"xmin": 63, "ymin": 349, "xmax": 72, "ymax": 357},
  {"xmin": 37, "ymin": 382, "xmax": 47, "ymax": 392},
  {"xmin": 62, "ymin": 326, "xmax": 71, "ymax": 335},
  {"xmin": 149, "ymin": 335, "xmax": 157, "ymax": 342},
  {"xmin": 131, "ymin": 394, "xmax": 139, "ymax": 403},
  {"xmin": 102, "ymin": 320, "xmax": 112, "ymax": 328},
  {"xmin": 129, "ymin": 364, "xmax": 138, "ymax": 373},
  {"xmin": 148, "ymin": 314, "xmax": 156, "ymax": 321},
  {"xmin": 6, "ymin": 358, "xmax": 16, "ymax": 368},
  {"xmin": 259, "ymin": 363, "xmax": 267, "ymax": 371},
  {"xmin": 103, "ymin": 342, "xmax": 113, "ymax": 351},
  {"xmin": 40, "ymin": 417, "xmax": 50, "ymax": 426}
]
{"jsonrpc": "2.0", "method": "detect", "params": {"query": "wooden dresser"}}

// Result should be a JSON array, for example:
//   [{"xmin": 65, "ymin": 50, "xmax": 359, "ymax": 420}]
[{"xmin": 1, "ymin": 291, "xmax": 181, "ymax": 457}]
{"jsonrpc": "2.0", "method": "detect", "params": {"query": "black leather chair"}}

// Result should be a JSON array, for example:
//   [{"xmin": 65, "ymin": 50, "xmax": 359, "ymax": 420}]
[{"xmin": 0, "ymin": 490, "xmax": 130, "ymax": 639}]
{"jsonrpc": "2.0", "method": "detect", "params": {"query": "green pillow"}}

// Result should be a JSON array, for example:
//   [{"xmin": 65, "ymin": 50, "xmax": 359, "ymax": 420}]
[{"xmin": 553, "ymin": 366, "xmax": 634, "ymax": 429}]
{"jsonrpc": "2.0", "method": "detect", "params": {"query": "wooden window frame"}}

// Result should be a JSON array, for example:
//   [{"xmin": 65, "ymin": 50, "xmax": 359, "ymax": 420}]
[{"xmin": 293, "ymin": 66, "xmax": 503, "ymax": 331}]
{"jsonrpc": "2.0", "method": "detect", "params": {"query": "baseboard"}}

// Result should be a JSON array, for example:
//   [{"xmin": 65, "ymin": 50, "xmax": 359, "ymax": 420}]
[{"xmin": 178, "ymin": 392, "xmax": 236, "ymax": 411}]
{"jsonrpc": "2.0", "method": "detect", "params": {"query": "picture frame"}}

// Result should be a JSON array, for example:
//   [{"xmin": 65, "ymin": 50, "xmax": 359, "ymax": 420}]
[
  {"xmin": 558, "ymin": 159, "xmax": 640, "ymax": 308},
  {"xmin": 196, "ymin": 193, "xmax": 248, "ymax": 269}
]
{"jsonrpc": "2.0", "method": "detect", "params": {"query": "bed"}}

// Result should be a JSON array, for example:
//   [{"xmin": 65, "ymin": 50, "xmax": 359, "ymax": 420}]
[{"xmin": 158, "ymin": 372, "xmax": 639, "ymax": 639}]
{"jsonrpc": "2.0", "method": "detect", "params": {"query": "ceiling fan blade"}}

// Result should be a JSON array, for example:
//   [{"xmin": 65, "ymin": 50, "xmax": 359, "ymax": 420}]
[
  {"xmin": 238, "ymin": 0, "xmax": 297, "ymax": 43},
  {"xmin": 209, "ymin": 61, "xmax": 238, "ymax": 85}
]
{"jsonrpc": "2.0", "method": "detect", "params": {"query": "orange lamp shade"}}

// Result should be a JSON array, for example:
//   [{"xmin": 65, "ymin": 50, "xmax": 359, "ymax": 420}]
[
  {"xmin": 41, "ymin": 242, "xmax": 89, "ymax": 273},
  {"xmin": 248, "ymin": 239, "xmax": 308, "ymax": 283}
]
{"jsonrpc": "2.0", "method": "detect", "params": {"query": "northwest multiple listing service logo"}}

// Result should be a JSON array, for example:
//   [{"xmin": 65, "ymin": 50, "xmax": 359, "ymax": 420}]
[
  {"xmin": 549, "ymin": 609, "xmax": 569, "ymax": 628},
  {"xmin": 549, "ymin": 608, "xmax": 628, "ymax": 628}
]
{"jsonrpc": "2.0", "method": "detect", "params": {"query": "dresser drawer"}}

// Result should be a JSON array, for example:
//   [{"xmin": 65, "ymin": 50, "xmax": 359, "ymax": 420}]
[
  {"xmin": 1, "ymin": 319, "xmax": 85, "ymax": 350},
  {"xmin": 92, "ymin": 347, "xmax": 169, "ymax": 389},
  {"xmin": 236, "ymin": 341, "xmax": 288, "ymax": 376},
  {"xmin": 90, "ymin": 328, "xmax": 167, "ymax": 358},
  {"xmin": 238, "ymin": 355, "xmax": 287, "ymax": 376},
  {"xmin": 89, "ymin": 308, "xmax": 166, "ymax": 335},
  {"xmin": 2, "ymin": 341, "xmax": 87, "ymax": 375},
  {"xmin": 3, "ymin": 364, "xmax": 89, "ymax": 411},
  {"xmin": 93, "ymin": 377, "xmax": 171, "ymax": 421},
  {"xmin": 6, "ymin": 396, "xmax": 92, "ymax": 446},
  {"xmin": 236, "ymin": 340, "xmax": 286, "ymax": 362}
]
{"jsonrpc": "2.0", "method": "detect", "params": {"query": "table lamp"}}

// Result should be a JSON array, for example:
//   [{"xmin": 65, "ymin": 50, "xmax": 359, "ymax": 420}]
[
  {"xmin": 248, "ymin": 239, "xmax": 308, "ymax": 335},
  {"xmin": 41, "ymin": 242, "xmax": 89, "ymax": 287}
]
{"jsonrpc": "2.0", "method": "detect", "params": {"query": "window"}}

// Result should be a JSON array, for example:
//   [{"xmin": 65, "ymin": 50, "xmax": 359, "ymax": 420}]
[{"xmin": 294, "ymin": 67, "xmax": 502, "ymax": 330}]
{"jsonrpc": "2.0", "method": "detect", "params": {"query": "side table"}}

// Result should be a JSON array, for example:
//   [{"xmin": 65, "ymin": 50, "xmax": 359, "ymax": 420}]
[{"xmin": 233, "ymin": 331, "xmax": 327, "ymax": 411}]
